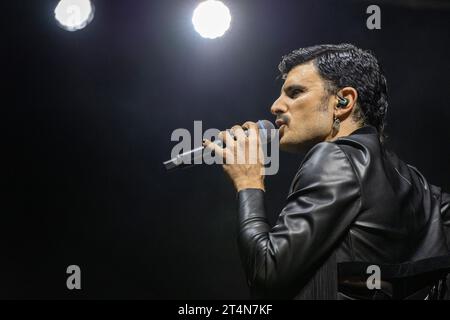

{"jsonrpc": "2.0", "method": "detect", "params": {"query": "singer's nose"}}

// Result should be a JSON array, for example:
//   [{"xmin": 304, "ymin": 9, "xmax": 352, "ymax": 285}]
[{"xmin": 270, "ymin": 96, "xmax": 288, "ymax": 115}]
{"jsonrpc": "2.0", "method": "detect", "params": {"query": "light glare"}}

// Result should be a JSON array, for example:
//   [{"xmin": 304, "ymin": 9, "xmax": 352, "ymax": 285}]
[
  {"xmin": 54, "ymin": 0, "xmax": 94, "ymax": 32},
  {"xmin": 192, "ymin": 0, "xmax": 231, "ymax": 39}
]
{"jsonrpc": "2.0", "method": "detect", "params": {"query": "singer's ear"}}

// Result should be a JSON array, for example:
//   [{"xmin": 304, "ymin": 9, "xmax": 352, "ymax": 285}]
[{"xmin": 335, "ymin": 87, "xmax": 358, "ymax": 118}]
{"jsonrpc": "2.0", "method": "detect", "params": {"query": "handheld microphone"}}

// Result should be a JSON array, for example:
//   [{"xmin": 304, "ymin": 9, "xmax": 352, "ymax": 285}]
[{"xmin": 163, "ymin": 120, "xmax": 276, "ymax": 172}]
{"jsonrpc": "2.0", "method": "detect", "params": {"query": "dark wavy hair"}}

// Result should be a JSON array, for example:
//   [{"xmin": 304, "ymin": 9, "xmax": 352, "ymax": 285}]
[{"xmin": 278, "ymin": 43, "xmax": 388, "ymax": 143}]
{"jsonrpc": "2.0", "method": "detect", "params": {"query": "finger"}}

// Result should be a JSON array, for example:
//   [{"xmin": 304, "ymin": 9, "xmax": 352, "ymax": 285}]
[
  {"xmin": 242, "ymin": 121, "xmax": 259, "ymax": 132},
  {"xmin": 203, "ymin": 139, "xmax": 235, "ymax": 163},
  {"xmin": 202, "ymin": 139, "xmax": 225, "ymax": 159},
  {"xmin": 218, "ymin": 130, "xmax": 235, "ymax": 147},
  {"xmin": 231, "ymin": 125, "xmax": 246, "ymax": 141},
  {"xmin": 242, "ymin": 121, "xmax": 260, "ymax": 142}
]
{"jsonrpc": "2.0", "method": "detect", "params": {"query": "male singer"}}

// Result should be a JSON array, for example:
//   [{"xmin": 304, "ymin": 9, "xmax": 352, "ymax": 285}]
[{"xmin": 204, "ymin": 44, "xmax": 450, "ymax": 299}]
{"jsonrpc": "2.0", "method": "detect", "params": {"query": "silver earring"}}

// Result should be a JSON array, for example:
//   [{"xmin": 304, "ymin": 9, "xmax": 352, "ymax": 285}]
[{"xmin": 332, "ymin": 116, "xmax": 340, "ymax": 133}]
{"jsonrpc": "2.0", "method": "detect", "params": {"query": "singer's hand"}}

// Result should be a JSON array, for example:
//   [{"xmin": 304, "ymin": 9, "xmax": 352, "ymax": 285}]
[{"xmin": 203, "ymin": 121, "xmax": 265, "ymax": 192}]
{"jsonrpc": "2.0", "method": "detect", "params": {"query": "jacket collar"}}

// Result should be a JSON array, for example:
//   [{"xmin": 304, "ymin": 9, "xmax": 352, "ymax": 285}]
[{"xmin": 348, "ymin": 125, "xmax": 378, "ymax": 136}]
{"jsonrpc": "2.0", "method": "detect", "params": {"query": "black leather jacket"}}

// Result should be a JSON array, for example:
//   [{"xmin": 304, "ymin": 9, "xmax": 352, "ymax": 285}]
[{"xmin": 237, "ymin": 125, "xmax": 450, "ymax": 299}]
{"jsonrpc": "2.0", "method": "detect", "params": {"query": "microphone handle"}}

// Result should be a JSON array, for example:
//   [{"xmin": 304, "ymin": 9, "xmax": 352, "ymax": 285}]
[{"xmin": 163, "ymin": 145, "xmax": 204, "ymax": 171}]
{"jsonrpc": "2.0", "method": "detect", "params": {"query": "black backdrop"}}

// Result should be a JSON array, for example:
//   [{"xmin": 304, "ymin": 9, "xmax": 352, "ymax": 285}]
[{"xmin": 4, "ymin": 0, "xmax": 450, "ymax": 299}]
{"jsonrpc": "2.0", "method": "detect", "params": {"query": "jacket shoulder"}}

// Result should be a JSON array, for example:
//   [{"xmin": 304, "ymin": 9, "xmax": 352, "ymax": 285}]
[
  {"xmin": 297, "ymin": 141, "xmax": 353, "ymax": 177},
  {"xmin": 332, "ymin": 133, "xmax": 381, "ymax": 181},
  {"xmin": 289, "ymin": 141, "xmax": 360, "ymax": 196}
]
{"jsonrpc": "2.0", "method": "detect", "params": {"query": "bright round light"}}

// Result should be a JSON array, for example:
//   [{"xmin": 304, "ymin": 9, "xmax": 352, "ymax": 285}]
[
  {"xmin": 192, "ymin": 0, "xmax": 231, "ymax": 39},
  {"xmin": 54, "ymin": 0, "xmax": 94, "ymax": 32}
]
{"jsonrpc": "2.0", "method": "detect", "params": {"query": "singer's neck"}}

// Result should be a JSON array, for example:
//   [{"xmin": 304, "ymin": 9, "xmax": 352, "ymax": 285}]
[{"xmin": 325, "ymin": 121, "xmax": 362, "ymax": 142}]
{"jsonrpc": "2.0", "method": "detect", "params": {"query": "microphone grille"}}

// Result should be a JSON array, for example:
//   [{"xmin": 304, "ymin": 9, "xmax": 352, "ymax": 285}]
[
  {"xmin": 257, "ymin": 119, "xmax": 275, "ymax": 131},
  {"xmin": 256, "ymin": 120, "xmax": 276, "ymax": 144}
]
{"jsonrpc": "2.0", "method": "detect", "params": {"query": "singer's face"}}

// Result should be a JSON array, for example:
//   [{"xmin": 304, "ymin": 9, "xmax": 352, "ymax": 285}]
[{"xmin": 270, "ymin": 61, "xmax": 334, "ymax": 153}]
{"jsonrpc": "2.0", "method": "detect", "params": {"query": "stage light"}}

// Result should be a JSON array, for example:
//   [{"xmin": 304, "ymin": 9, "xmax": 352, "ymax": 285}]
[
  {"xmin": 54, "ymin": 0, "xmax": 94, "ymax": 32},
  {"xmin": 192, "ymin": 0, "xmax": 231, "ymax": 39}
]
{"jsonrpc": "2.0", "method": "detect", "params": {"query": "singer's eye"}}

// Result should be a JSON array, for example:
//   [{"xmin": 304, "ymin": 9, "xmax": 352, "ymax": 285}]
[
  {"xmin": 283, "ymin": 84, "xmax": 306, "ymax": 99},
  {"xmin": 290, "ymin": 89, "xmax": 302, "ymax": 98}
]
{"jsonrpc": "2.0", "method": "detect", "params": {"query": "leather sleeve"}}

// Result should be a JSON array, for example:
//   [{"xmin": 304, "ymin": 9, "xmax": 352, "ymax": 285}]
[
  {"xmin": 441, "ymin": 191, "xmax": 450, "ymax": 250},
  {"xmin": 440, "ymin": 191, "xmax": 450, "ymax": 300},
  {"xmin": 237, "ymin": 142, "xmax": 362, "ymax": 297}
]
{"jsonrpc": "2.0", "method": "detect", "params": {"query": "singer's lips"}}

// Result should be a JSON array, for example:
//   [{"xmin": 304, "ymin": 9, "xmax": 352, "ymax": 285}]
[{"xmin": 275, "ymin": 119, "xmax": 286, "ymax": 127}]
